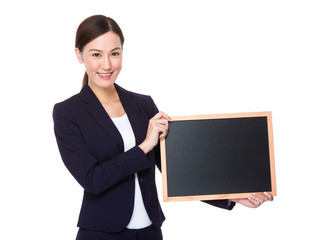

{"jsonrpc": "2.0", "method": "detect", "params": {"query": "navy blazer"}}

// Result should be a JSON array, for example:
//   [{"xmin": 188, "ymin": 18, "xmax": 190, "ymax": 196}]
[{"xmin": 53, "ymin": 84, "xmax": 233, "ymax": 233}]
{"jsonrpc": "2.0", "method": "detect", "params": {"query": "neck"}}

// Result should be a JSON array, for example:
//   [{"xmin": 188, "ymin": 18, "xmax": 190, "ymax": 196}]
[{"xmin": 88, "ymin": 83, "xmax": 119, "ymax": 105}]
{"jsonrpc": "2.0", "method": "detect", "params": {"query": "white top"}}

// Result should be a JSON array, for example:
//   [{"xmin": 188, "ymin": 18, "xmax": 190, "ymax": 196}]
[{"xmin": 111, "ymin": 114, "xmax": 152, "ymax": 229}]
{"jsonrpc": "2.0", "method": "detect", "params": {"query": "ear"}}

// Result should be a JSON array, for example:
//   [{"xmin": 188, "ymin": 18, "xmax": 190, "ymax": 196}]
[{"xmin": 75, "ymin": 48, "xmax": 84, "ymax": 64}]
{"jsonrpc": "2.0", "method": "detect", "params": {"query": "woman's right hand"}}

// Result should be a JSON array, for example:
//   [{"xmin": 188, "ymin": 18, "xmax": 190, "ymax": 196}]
[{"xmin": 139, "ymin": 112, "xmax": 171, "ymax": 154}]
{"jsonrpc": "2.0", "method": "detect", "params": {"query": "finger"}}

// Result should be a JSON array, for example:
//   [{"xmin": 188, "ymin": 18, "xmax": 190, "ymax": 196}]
[
  {"xmin": 159, "ymin": 125, "xmax": 169, "ymax": 139},
  {"xmin": 153, "ymin": 112, "xmax": 171, "ymax": 121},
  {"xmin": 151, "ymin": 124, "xmax": 168, "ymax": 136},
  {"xmin": 264, "ymin": 192, "xmax": 274, "ymax": 201},
  {"xmin": 159, "ymin": 126, "xmax": 169, "ymax": 138},
  {"xmin": 149, "ymin": 120, "xmax": 169, "ymax": 134},
  {"xmin": 159, "ymin": 111, "xmax": 171, "ymax": 121},
  {"xmin": 248, "ymin": 195, "xmax": 261, "ymax": 208},
  {"xmin": 152, "ymin": 112, "xmax": 165, "ymax": 120},
  {"xmin": 157, "ymin": 118, "xmax": 169, "ymax": 126},
  {"xmin": 253, "ymin": 193, "xmax": 274, "ymax": 204},
  {"xmin": 149, "ymin": 120, "xmax": 169, "ymax": 132},
  {"xmin": 149, "ymin": 120, "xmax": 168, "ymax": 132},
  {"xmin": 253, "ymin": 193, "xmax": 269, "ymax": 203},
  {"xmin": 160, "ymin": 132, "xmax": 167, "ymax": 140}
]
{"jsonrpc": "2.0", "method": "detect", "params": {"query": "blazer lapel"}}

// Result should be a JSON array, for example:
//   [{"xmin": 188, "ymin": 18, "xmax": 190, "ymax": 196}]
[
  {"xmin": 79, "ymin": 84, "xmax": 124, "ymax": 152},
  {"xmin": 115, "ymin": 84, "xmax": 147, "ymax": 146}
]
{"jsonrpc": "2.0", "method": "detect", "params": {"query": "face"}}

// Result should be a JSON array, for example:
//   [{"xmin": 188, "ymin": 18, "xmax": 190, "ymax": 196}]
[{"xmin": 75, "ymin": 31, "xmax": 123, "ymax": 90}]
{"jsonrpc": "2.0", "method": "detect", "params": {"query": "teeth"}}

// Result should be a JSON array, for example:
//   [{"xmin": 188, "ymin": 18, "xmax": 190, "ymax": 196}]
[{"xmin": 100, "ymin": 73, "xmax": 111, "ymax": 76}]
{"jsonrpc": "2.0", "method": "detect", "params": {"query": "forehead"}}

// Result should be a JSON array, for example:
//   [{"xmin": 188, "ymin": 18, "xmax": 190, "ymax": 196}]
[{"xmin": 85, "ymin": 31, "xmax": 122, "ymax": 51}]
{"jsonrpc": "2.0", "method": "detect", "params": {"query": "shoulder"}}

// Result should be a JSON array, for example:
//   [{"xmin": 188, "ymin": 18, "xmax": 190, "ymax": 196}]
[
  {"xmin": 116, "ymin": 84, "xmax": 149, "ymax": 100},
  {"xmin": 116, "ymin": 85, "xmax": 159, "ymax": 118},
  {"xmin": 52, "ymin": 93, "xmax": 81, "ymax": 124},
  {"xmin": 53, "ymin": 92, "xmax": 79, "ymax": 111},
  {"xmin": 128, "ymin": 89, "xmax": 153, "ymax": 106}
]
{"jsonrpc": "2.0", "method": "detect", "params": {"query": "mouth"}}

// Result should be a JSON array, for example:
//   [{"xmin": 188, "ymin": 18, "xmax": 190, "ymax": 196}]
[{"xmin": 98, "ymin": 72, "xmax": 113, "ymax": 79}]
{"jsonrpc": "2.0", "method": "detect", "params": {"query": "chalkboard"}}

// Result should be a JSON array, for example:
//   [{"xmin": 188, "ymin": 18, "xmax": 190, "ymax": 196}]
[{"xmin": 160, "ymin": 112, "xmax": 276, "ymax": 202}]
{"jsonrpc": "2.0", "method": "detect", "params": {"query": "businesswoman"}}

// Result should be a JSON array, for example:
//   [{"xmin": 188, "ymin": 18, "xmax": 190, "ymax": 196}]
[{"xmin": 53, "ymin": 15, "xmax": 273, "ymax": 240}]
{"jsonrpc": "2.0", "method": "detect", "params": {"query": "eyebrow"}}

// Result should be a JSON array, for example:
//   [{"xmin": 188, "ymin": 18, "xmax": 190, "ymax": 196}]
[{"xmin": 89, "ymin": 47, "xmax": 122, "ymax": 52}]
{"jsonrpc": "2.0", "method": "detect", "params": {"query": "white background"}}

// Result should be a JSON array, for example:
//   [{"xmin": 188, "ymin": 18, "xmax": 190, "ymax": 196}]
[{"xmin": 1, "ymin": 0, "xmax": 308, "ymax": 239}]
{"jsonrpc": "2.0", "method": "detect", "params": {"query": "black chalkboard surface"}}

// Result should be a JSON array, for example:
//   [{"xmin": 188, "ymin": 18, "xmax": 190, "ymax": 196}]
[{"xmin": 160, "ymin": 112, "xmax": 276, "ymax": 202}]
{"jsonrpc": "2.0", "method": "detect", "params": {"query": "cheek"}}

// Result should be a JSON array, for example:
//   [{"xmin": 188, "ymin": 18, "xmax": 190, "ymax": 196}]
[
  {"xmin": 113, "ymin": 59, "xmax": 122, "ymax": 71},
  {"xmin": 84, "ymin": 59, "xmax": 99, "ymax": 71}
]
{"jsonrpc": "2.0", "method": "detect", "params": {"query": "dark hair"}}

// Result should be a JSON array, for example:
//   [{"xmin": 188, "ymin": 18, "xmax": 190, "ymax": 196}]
[{"xmin": 75, "ymin": 15, "xmax": 125, "ymax": 87}]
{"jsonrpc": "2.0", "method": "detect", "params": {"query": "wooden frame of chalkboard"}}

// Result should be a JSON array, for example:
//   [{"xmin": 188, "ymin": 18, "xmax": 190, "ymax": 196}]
[{"xmin": 160, "ymin": 111, "xmax": 276, "ymax": 202}]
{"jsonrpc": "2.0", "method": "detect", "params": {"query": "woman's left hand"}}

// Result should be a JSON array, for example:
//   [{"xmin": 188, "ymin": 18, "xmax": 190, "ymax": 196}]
[{"xmin": 231, "ymin": 192, "xmax": 274, "ymax": 208}]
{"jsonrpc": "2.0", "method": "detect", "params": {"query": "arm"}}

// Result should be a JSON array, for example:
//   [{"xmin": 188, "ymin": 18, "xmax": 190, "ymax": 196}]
[
  {"xmin": 53, "ymin": 103, "xmax": 150, "ymax": 196},
  {"xmin": 137, "ymin": 95, "xmax": 168, "ymax": 170}
]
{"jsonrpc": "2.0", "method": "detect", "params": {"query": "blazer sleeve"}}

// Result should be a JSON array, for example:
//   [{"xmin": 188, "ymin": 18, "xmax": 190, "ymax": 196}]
[
  {"xmin": 53, "ymin": 103, "xmax": 151, "ymax": 196},
  {"xmin": 202, "ymin": 199, "xmax": 235, "ymax": 210}
]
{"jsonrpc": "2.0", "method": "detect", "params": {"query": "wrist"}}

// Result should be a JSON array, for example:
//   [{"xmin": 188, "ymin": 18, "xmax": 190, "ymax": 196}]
[{"xmin": 138, "ymin": 141, "xmax": 153, "ymax": 154}]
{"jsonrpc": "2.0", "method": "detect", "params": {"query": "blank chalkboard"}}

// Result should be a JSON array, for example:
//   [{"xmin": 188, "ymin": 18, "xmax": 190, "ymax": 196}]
[{"xmin": 160, "ymin": 112, "xmax": 276, "ymax": 202}]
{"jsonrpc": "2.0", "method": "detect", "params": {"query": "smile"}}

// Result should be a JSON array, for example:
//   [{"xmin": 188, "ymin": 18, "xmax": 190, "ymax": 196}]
[{"xmin": 98, "ymin": 72, "xmax": 113, "ymax": 79}]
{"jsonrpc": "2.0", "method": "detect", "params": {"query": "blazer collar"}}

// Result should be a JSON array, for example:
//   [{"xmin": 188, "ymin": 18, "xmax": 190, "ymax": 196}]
[{"xmin": 79, "ymin": 83, "xmax": 146, "ymax": 152}]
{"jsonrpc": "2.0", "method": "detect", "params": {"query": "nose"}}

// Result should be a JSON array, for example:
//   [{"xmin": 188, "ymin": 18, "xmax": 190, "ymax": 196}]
[{"xmin": 101, "ymin": 55, "xmax": 112, "ymax": 71}]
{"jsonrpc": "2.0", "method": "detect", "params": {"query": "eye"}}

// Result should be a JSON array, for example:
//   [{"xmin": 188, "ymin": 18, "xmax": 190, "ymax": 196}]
[
  {"xmin": 111, "ymin": 52, "xmax": 120, "ymax": 56},
  {"xmin": 92, "ymin": 53, "xmax": 101, "ymax": 57}
]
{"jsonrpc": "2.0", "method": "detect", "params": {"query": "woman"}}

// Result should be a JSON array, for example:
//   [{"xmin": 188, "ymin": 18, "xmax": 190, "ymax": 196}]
[{"xmin": 53, "ymin": 15, "xmax": 273, "ymax": 240}]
